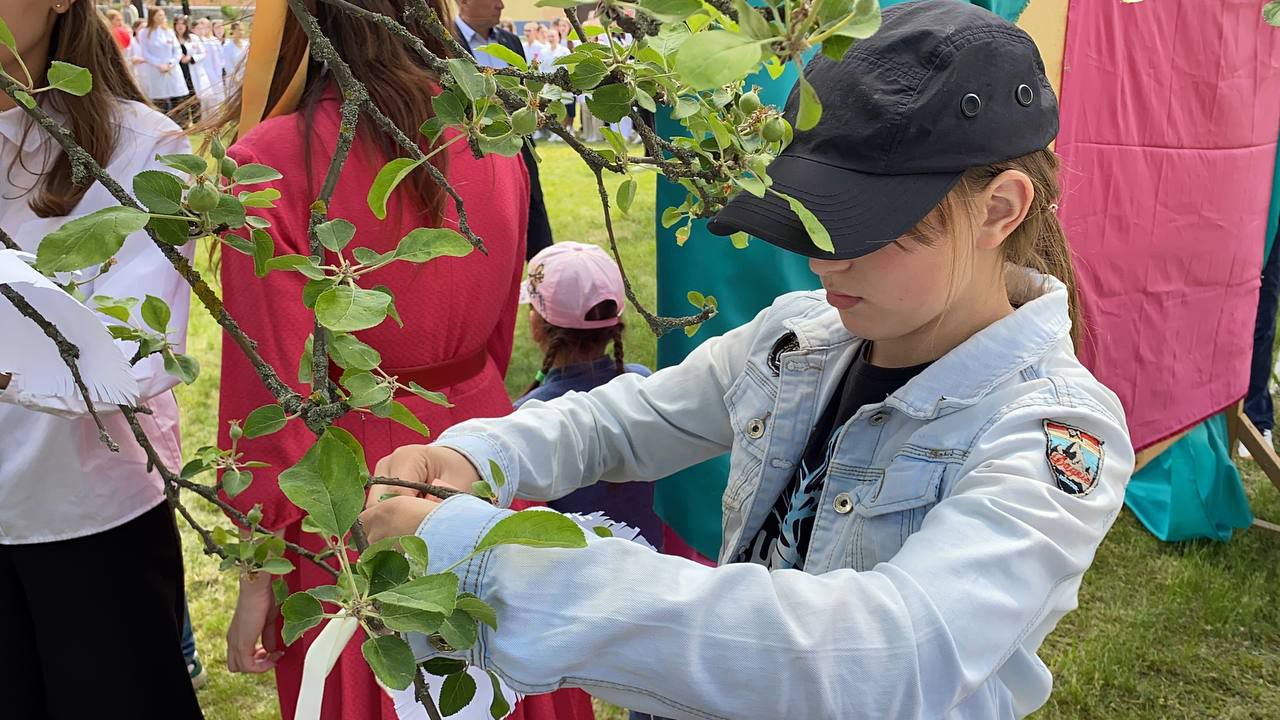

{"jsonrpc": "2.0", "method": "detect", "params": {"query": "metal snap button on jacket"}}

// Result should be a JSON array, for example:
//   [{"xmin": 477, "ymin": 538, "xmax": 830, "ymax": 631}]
[
  {"xmin": 833, "ymin": 492, "xmax": 854, "ymax": 514},
  {"xmin": 746, "ymin": 417, "xmax": 767, "ymax": 439},
  {"xmin": 869, "ymin": 412, "xmax": 888, "ymax": 426}
]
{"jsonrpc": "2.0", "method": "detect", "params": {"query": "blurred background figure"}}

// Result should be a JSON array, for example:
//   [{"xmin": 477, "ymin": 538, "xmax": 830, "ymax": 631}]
[{"xmin": 136, "ymin": 7, "xmax": 188, "ymax": 114}]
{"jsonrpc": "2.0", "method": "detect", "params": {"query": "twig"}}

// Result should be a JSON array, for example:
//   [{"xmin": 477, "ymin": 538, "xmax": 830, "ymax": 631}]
[
  {"xmin": 592, "ymin": 168, "xmax": 713, "ymax": 336},
  {"xmin": 413, "ymin": 670, "xmax": 446, "ymax": 720},
  {"xmin": 0, "ymin": 226, "xmax": 19, "ymax": 250},
  {"xmin": 173, "ymin": 493, "xmax": 229, "ymax": 560},
  {"xmin": 368, "ymin": 475, "xmax": 464, "ymax": 501},
  {"xmin": 0, "ymin": 282, "xmax": 119, "ymax": 450}
]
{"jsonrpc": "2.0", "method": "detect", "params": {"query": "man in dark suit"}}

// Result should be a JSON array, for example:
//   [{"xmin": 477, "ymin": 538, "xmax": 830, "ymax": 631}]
[{"xmin": 453, "ymin": 0, "xmax": 554, "ymax": 261}]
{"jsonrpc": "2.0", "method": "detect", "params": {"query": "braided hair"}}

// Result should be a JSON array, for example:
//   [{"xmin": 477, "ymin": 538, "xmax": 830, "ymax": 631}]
[{"xmin": 525, "ymin": 300, "xmax": 626, "ymax": 395}]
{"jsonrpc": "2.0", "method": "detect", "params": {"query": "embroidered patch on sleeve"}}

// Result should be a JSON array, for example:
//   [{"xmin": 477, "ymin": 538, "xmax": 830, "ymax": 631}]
[{"xmin": 1043, "ymin": 420, "xmax": 1104, "ymax": 495}]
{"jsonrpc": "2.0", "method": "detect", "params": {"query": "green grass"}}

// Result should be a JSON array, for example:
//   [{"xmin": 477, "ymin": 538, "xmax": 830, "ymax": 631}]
[{"xmin": 177, "ymin": 145, "xmax": 1280, "ymax": 719}]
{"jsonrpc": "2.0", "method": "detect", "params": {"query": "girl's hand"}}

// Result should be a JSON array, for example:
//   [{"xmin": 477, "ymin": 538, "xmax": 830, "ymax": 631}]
[
  {"xmin": 160, "ymin": 62, "xmax": 172, "ymax": 73},
  {"xmin": 367, "ymin": 445, "xmax": 482, "ymax": 509},
  {"xmin": 226, "ymin": 571, "xmax": 284, "ymax": 673},
  {"xmin": 360, "ymin": 495, "xmax": 442, "ymax": 545}
]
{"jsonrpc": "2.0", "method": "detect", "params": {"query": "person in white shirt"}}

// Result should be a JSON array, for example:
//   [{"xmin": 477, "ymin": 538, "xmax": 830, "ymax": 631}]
[
  {"xmin": 192, "ymin": 17, "xmax": 226, "ymax": 120},
  {"xmin": 0, "ymin": 2, "xmax": 199, "ymax": 717},
  {"xmin": 522, "ymin": 21, "xmax": 548, "ymax": 68},
  {"xmin": 539, "ymin": 30, "xmax": 572, "ymax": 141},
  {"xmin": 135, "ymin": 6, "xmax": 188, "ymax": 113},
  {"xmin": 221, "ymin": 20, "xmax": 250, "ymax": 93}
]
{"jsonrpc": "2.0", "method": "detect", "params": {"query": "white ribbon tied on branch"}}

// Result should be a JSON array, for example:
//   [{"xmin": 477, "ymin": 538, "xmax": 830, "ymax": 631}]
[
  {"xmin": 0, "ymin": 249, "xmax": 138, "ymax": 410},
  {"xmin": 295, "ymin": 610, "xmax": 362, "ymax": 720}
]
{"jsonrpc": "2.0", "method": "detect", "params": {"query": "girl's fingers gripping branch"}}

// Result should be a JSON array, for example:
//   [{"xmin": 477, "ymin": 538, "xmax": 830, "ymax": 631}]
[{"xmin": 367, "ymin": 444, "xmax": 484, "ymax": 509}]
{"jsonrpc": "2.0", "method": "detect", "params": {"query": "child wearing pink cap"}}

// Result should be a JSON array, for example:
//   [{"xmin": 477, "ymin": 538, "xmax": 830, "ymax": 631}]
[{"xmin": 515, "ymin": 242, "xmax": 661, "ymax": 544}]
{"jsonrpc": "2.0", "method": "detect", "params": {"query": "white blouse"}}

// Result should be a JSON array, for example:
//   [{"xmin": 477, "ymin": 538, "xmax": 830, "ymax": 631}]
[
  {"xmin": 0, "ymin": 99, "xmax": 194, "ymax": 543},
  {"xmin": 136, "ymin": 27, "xmax": 189, "ymax": 100}
]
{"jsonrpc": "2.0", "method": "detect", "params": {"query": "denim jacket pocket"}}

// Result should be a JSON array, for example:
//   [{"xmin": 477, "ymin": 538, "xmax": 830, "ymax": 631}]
[
  {"xmin": 722, "ymin": 366, "xmax": 777, "ymax": 510},
  {"xmin": 847, "ymin": 457, "xmax": 948, "ymax": 569}
]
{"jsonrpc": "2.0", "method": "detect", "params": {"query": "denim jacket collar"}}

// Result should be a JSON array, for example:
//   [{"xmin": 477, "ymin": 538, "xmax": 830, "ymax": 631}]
[{"xmin": 783, "ymin": 267, "xmax": 1071, "ymax": 420}]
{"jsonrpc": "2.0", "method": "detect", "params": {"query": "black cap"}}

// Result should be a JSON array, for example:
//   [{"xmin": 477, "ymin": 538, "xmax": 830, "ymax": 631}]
[{"xmin": 708, "ymin": 0, "xmax": 1059, "ymax": 259}]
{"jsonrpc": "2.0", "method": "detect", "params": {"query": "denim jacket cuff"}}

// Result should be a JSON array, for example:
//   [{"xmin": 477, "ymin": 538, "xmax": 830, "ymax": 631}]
[
  {"xmin": 409, "ymin": 494, "xmax": 512, "ymax": 665},
  {"xmin": 435, "ymin": 433, "xmax": 519, "ymax": 508}
]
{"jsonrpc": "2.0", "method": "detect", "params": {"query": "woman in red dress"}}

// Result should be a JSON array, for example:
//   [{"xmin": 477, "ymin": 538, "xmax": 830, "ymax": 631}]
[{"xmin": 209, "ymin": 2, "xmax": 595, "ymax": 719}]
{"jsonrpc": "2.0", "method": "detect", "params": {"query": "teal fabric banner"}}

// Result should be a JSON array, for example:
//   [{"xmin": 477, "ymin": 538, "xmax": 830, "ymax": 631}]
[
  {"xmin": 651, "ymin": 0, "xmax": 1031, "ymax": 558},
  {"xmin": 1124, "ymin": 415, "xmax": 1253, "ymax": 542}
]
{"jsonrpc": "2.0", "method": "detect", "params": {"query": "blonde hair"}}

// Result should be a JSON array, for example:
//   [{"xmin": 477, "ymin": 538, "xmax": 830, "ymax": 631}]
[{"xmin": 911, "ymin": 148, "xmax": 1082, "ymax": 351}]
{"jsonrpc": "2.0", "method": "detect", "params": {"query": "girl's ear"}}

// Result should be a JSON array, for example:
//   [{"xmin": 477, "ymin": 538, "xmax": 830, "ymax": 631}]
[
  {"xmin": 976, "ymin": 169, "xmax": 1034, "ymax": 250},
  {"xmin": 529, "ymin": 309, "xmax": 547, "ymax": 346},
  {"xmin": 51, "ymin": 0, "xmax": 74, "ymax": 15}
]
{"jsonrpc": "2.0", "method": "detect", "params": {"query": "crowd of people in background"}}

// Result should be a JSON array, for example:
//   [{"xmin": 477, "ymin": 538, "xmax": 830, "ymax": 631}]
[
  {"xmin": 104, "ymin": 5, "xmax": 249, "ymax": 127},
  {"xmin": 519, "ymin": 14, "xmax": 635, "ymax": 142}
]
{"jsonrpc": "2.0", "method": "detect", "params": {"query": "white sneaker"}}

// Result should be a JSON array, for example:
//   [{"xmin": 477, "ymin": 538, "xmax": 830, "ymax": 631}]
[{"xmin": 1238, "ymin": 429, "xmax": 1274, "ymax": 459}]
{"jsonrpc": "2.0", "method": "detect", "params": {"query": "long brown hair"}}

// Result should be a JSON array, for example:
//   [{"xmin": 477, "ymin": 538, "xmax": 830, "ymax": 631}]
[
  {"xmin": 200, "ymin": 0, "xmax": 455, "ymax": 222},
  {"xmin": 146, "ymin": 6, "xmax": 167, "ymax": 31},
  {"xmin": 9, "ymin": 1, "xmax": 148, "ymax": 217},
  {"xmin": 912, "ymin": 148, "xmax": 1083, "ymax": 351}
]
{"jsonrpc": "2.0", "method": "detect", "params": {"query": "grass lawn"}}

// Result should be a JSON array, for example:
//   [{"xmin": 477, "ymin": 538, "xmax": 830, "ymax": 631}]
[{"xmin": 176, "ymin": 145, "xmax": 1280, "ymax": 719}]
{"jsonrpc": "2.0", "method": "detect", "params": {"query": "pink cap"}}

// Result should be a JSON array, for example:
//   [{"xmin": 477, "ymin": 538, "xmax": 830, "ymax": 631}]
[{"xmin": 520, "ymin": 242, "xmax": 625, "ymax": 330}]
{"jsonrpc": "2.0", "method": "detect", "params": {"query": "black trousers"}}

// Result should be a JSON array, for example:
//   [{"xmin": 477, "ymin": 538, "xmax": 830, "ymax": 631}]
[
  {"xmin": 1246, "ymin": 232, "xmax": 1280, "ymax": 433},
  {"xmin": 0, "ymin": 502, "xmax": 203, "ymax": 719}
]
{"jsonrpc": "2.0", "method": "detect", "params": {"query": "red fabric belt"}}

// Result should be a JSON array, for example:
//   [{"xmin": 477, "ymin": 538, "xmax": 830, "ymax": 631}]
[{"xmin": 329, "ymin": 349, "xmax": 488, "ymax": 396}]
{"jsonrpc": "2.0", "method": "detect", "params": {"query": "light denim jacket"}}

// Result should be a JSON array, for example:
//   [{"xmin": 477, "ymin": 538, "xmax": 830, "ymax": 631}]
[{"xmin": 413, "ymin": 268, "xmax": 1134, "ymax": 720}]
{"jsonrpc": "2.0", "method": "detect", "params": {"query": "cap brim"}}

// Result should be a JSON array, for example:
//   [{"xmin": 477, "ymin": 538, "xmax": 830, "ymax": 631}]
[{"xmin": 707, "ymin": 155, "xmax": 963, "ymax": 260}]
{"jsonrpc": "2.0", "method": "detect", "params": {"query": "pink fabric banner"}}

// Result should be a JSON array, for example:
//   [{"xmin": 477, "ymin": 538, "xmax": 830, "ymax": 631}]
[{"xmin": 1057, "ymin": 0, "xmax": 1280, "ymax": 451}]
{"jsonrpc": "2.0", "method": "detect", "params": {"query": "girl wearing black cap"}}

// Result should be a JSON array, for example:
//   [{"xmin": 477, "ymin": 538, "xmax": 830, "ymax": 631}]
[{"xmin": 361, "ymin": 2, "xmax": 1133, "ymax": 718}]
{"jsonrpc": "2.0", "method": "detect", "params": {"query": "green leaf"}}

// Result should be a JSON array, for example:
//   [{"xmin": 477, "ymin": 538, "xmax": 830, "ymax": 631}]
[
  {"xmin": 634, "ymin": 87, "xmax": 657, "ymax": 114},
  {"xmin": 133, "ymin": 170, "xmax": 184, "ymax": 214},
  {"xmin": 315, "ymin": 218, "xmax": 357, "ymax": 253},
  {"xmin": 308, "ymin": 584, "xmax": 344, "ymax": 604},
  {"xmin": 373, "ymin": 285, "xmax": 403, "ymax": 327},
  {"xmin": 660, "ymin": 206, "xmax": 683, "ymax": 229},
  {"xmin": 239, "ymin": 188, "xmax": 281, "ymax": 208},
  {"xmin": 387, "ymin": 401, "xmax": 430, "ymax": 437},
  {"xmin": 732, "ymin": 0, "xmax": 774, "ymax": 40},
  {"xmin": 209, "ymin": 193, "xmax": 247, "ymax": 229},
  {"xmin": 343, "ymin": 371, "xmax": 393, "ymax": 408},
  {"xmin": 475, "ymin": 510, "xmax": 587, "ymax": 554},
  {"xmin": 648, "ymin": 23, "xmax": 692, "ymax": 56},
  {"xmin": 281, "ymin": 592, "xmax": 324, "ymax": 645},
  {"xmin": 401, "ymin": 535, "xmax": 429, "ymax": 575},
  {"xmin": 394, "ymin": 228, "xmax": 474, "ymax": 263},
  {"xmin": 420, "ymin": 116, "xmax": 448, "ymax": 143},
  {"xmin": 0, "ymin": 17, "xmax": 15, "ymax": 51},
  {"xmin": 448, "ymin": 58, "xmax": 490, "ymax": 101},
  {"xmin": 407, "ymin": 382, "xmax": 451, "ymax": 407},
  {"xmin": 162, "ymin": 349, "xmax": 200, "ymax": 384},
  {"xmin": 252, "ymin": 229, "xmax": 274, "ymax": 277},
  {"xmin": 439, "ymin": 671, "xmax": 478, "ymax": 717},
  {"xmin": 476, "ymin": 43, "xmax": 528, "ymax": 71},
  {"xmin": 487, "ymin": 670, "xmax": 511, "ymax": 720},
  {"xmin": 222, "ymin": 468, "xmax": 253, "ymax": 498},
  {"xmin": 277, "ymin": 429, "xmax": 366, "ymax": 538},
  {"xmin": 362, "ymin": 635, "xmax": 417, "ymax": 691},
  {"xmin": 423, "ymin": 657, "xmax": 467, "ymax": 676},
  {"xmin": 46, "ymin": 61, "xmax": 92, "ymax": 96},
  {"xmin": 156, "ymin": 153, "xmax": 210, "ymax": 176},
  {"xmin": 488, "ymin": 459, "xmax": 506, "ymax": 488},
  {"xmin": 360, "ymin": 550, "xmax": 410, "ymax": 595},
  {"xmin": 611, "ymin": 178, "xmax": 637, "ymax": 213},
  {"xmin": 796, "ymin": 76, "xmax": 822, "ymax": 132},
  {"xmin": 569, "ymin": 57, "xmax": 609, "ymax": 90},
  {"xmin": 592, "ymin": 525, "xmax": 613, "ymax": 538},
  {"xmin": 232, "ymin": 163, "xmax": 283, "ymax": 185},
  {"xmin": 1266, "ymin": 1, "xmax": 1280, "ymax": 26},
  {"xmin": 778, "ymin": 191, "xmax": 833, "ymax": 253},
  {"xmin": 510, "ymin": 107, "xmax": 538, "ymax": 136},
  {"xmin": 535, "ymin": 0, "xmax": 580, "ymax": 7},
  {"xmin": 676, "ymin": 31, "xmax": 763, "ymax": 91},
  {"xmin": 315, "ymin": 285, "xmax": 392, "ymax": 332},
  {"xmin": 261, "ymin": 557, "xmax": 294, "ymax": 575},
  {"xmin": 368, "ymin": 158, "xmax": 424, "ymax": 221},
  {"xmin": 14, "ymin": 90, "xmax": 35, "ymax": 109},
  {"xmin": 637, "ymin": 0, "xmax": 702, "ymax": 22},
  {"xmin": 820, "ymin": 34, "xmax": 855, "ymax": 62},
  {"xmin": 730, "ymin": 232, "xmax": 750, "ymax": 249},
  {"xmin": 378, "ymin": 603, "xmax": 444, "ymax": 634},
  {"xmin": 243, "ymin": 404, "xmax": 288, "ymax": 439},
  {"xmin": 456, "ymin": 594, "xmax": 498, "ymax": 630},
  {"xmin": 298, "ymin": 335, "xmax": 314, "ymax": 385},
  {"xmin": 831, "ymin": 0, "xmax": 882, "ymax": 40},
  {"xmin": 93, "ymin": 296, "xmax": 133, "ymax": 322},
  {"xmin": 472, "ymin": 480, "xmax": 495, "ymax": 499},
  {"xmin": 733, "ymin": 173, "xmax": 767, "ymax": 199},
  {"xmin": 432, "ymin": 89, "xmax": 468, "ymax": 126},
  {"xmin": 372, "ymin": 572, "xmax": 459, "ymax": 615},
  {"xmin": 687, "ymin": 290, "xmax": 706, "ymax": 308},
  {"xmin": 36, "ymin": 206, "xmax": 148, "ymax": 273},
  {"xmin": 141, "ymin": 295, "xmax": 171, "ymax": 333},
  {"xmin": 601, "ymin": 127, "xmax": 628, "ymax": 160},
  {"xmin": 147, "ymin": 215, "xmax": 190, "ymax": 246},
  {"xmin": 684, "ymin": 322, "xmax": 701, "ymax": 337},
  {"xmin": 352, "ymin": 246, "xmax": 392, "ymax": 267},
  {"xmin": 329, "ymin": 333, "xmax": 382, "ymax": 371},
  {"xmin": 438, "ymin": 612, "xmax": 479, "ymax": 651},
  {"xmin": 586, "ymin": 84, "xmax": 635, "ymax": 123},
  {"xmin": 675, "ymin": 224, "xmax": 691, "ymax": 246}
]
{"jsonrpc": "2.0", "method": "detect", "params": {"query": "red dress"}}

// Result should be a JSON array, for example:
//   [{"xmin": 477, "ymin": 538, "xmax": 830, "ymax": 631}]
[{"xmin": 219, "ymin": 90, "xmax": 595, "ymax": 720}]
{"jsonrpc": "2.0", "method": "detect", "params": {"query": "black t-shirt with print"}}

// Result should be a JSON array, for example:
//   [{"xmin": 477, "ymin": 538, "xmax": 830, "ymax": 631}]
[{"xmin": 735, "ymin": 343, "xmax": 931, "ymax": 570}]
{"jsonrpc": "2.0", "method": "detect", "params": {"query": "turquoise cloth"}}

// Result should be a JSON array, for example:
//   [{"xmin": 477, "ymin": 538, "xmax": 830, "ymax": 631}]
[
  {"xmin": 1124, "ymin": 415, "xmax": 1253, "ymax": 542},
  {"xmin": 1266, "ymin": 134, "xmax": 1280, "ymax": 262},
  {"xmin": 650, "ymin": 0, "xmax": 1032, "ymax": 559}
]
